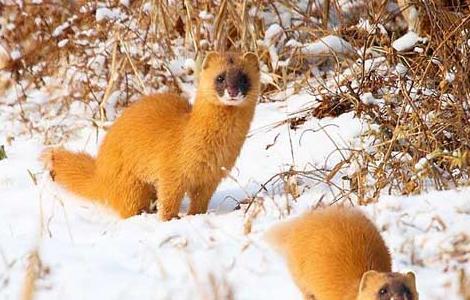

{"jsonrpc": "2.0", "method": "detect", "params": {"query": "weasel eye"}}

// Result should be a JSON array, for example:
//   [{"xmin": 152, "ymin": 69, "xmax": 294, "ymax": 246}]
[
  {"xmin": 216, "ymin": 74, "xmax": 225, "ymax": 83},
  {"xmin": 379, "ymin": 287, "xmax": 388, "ymax": 295}
]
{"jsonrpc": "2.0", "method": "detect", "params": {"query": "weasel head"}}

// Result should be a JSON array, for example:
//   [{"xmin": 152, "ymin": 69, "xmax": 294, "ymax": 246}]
[
  {"xmin": 198, "ymin": 51, "xmax": 260, "ymax": 107},
  {"xmin": 357, "ymin": 271, "xmax": 419, "ymax": 300}
]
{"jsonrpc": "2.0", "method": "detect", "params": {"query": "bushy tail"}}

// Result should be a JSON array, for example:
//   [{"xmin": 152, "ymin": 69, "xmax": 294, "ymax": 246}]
[{"xmin": 41, "ymin": 148, "xmax": 102, "ymax": 201}]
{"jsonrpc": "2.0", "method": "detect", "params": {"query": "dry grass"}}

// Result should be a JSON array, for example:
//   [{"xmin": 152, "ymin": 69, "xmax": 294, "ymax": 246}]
[
  {"xmin": 270, "ymin": 0, "xmax": 470, "ymax": 203},
  {"xmin": 348, "ymin": 0, "xmax": 470, "ymax": 201},
  {"xmin": 0, "ymin": 0, "xmax": 469, "ymax": 202},
  {"xmin": 459, "ymin": 268, "xmax": 470, "ymax": 300},
  {"xmin": 1, "ymin": 3, "xmax": 468, "ymax": 298},
  {"xmin": 0, "ymin": 145, "xmax": 6, "ymax": 161},
  {"xmin": 20, "ymin": 250, "xmax": 41, "ymax": 300}
]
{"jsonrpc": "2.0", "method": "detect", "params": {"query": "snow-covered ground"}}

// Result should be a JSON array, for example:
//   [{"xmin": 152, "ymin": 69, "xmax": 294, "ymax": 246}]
[{"xmin": 0, "ymin": 90, "xmax": 469, "ymax": 299}]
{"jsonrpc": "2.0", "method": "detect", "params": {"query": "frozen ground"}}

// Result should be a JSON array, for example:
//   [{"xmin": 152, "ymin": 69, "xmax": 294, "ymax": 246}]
[{"xmin": 0, "ymin": 91, "xmax": 469, "ymax": 300}]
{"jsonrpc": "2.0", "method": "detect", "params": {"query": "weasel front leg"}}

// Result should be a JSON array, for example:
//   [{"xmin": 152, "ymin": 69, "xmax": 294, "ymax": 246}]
[
  {"xmin": 156, "ymin": 179, "xmax": 185, "ymax": 221},
  {"xmin": 188, "ymin": 181, "xmax": 219, "ymax": 215}
]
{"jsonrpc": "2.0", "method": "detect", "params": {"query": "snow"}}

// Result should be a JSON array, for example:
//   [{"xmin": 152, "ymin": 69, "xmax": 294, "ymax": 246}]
[
  {"xmin": 360, "ymin": 92, "xmax": 383, "ymax": 106},
  {"xmin": 52, "ymin": 22, "xmax": 70, "ymax": 37},
  {"xmin": 264, "ymin": 24, "xmax": 285, "ymax": 71},
  {"xmin": 415, "ymin": 157, "xmax": 429, "ymax": 170},
  {"xmin": 301, "ymin": 35, "xmax": 355, "ymax": 58},
  {"xmin": 142, "ymin": 2, "xmax": 152, "ymax": 13},
  {"xmin": 445, "ymin": 71, "xmax": 456, "ymax": 83},
  {"xmin": 356, "ymin": 18, "xmax": 388, "ymax": 35},
  {"xmin": 184, "ymin": 59, "xmax": 196, "ymax": 72},
  {"xmin": 264, "ymin": 24, "xmax": 284, "ymax": 47},
  {"xmin": 0, "ymin": 2, "xmax": 469, "ymax": 299},
  {"xmin": 10, "ymin": 49, "xmax": 21, "ymax": 60},
  {"xmin": 0, "ymin": 86, "xmax": 468, "ymax": 299},
  {"xmin": 285, "ymin": 39, "xmax": 302, "ymax": 48},
  {"xmin": 96, "ymin": 7, "xmax": 122, "ymax": 22},
  {"xmin": 199, "ymin": 11, "xmax": 213, "ymax": 21},
  {"xmin": 5, "ymin": 23, "xmax": 15, "ymax": 31},
  {"xmin": 120, "ymin": 0, "xmax": 130, "ymax": 7},
  {"xmin": 58, "ymin": 39, "xmax": 69, "ymax": 48},
  {"xmin": 392, "ymin": 31, "xmax": 427, "ymax": 52},
  {"xmin": 168, "ymin": 58, "xmax": 187, "ymax": 77},
  {"xmin": 395, "ymin": 62, "xmax": 408, "ymax": 76}
]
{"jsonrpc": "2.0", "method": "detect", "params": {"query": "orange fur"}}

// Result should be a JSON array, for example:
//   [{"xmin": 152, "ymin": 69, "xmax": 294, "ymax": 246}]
[
  {"xmin": 267, "ymin": 206, "xmax": 418, "ymax": 300},
  {"xmin": 42, "ymin": 52, "xmax": 260, "ymax": 220}
]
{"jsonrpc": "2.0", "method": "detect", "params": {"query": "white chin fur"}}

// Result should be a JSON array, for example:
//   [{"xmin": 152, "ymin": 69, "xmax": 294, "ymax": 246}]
[{"xmin": 218, "ymin": 90, "xmax": 246, "ymax": 106}]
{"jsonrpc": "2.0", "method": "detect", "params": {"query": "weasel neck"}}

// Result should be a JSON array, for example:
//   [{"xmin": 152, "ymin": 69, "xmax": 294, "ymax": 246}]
[
  {"xmin": 190, "ymin": 93, "xmax": 256, "ymax": 132},
  {"xmin": 183, "ymin": 93, "xmax": 256, "ymax": 171}
]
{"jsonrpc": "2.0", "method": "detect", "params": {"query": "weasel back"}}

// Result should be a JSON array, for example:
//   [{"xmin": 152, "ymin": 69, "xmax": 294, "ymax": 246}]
[{"xmin": 266, "ymin": 206, "xmax": 392, "ymax": 300}]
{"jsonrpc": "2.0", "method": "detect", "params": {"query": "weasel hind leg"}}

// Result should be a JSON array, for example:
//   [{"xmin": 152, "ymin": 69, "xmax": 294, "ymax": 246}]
[{"xmin": 104, "ymin": 176, "xmax": 155, "ymax": 218}]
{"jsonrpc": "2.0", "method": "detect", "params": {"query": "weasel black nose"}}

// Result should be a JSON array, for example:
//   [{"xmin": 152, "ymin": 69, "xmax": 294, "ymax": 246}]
[
  {"xmin": 388, "ymin": 283, "xmax": 413, "ymax": 300},
  {"xmin": 237, "ymin": 73, "xmax": 250, "ymax": 96},
  {"xmin": 227, "ymin": 86, "xmax": 239, "ymax": 97},
  {"xmin": 226, "ymin": 70, "xmax": 250, "ymax": 96}
]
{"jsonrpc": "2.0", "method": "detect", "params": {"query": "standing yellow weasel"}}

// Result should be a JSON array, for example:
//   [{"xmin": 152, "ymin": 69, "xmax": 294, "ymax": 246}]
[
  {"xmin": 266, "ymin": 206, "xmax": 419, "ymax": 300},
  {"xmin": 42, "ymin": 51, "xmax": 260, "ymax": 221}
]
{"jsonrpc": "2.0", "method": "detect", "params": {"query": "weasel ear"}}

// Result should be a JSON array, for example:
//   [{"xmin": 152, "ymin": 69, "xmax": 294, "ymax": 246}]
[
  {"xmin": 359, "ymin": 270, "xmax": 380, "ymax": 293},
  {"xmin": 202, "ymin": 52, "xmax": 220, "ymax": 70},
  {"xmin": 243, "ymin": 52, "xmax": 259, "ymax": 70}
]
